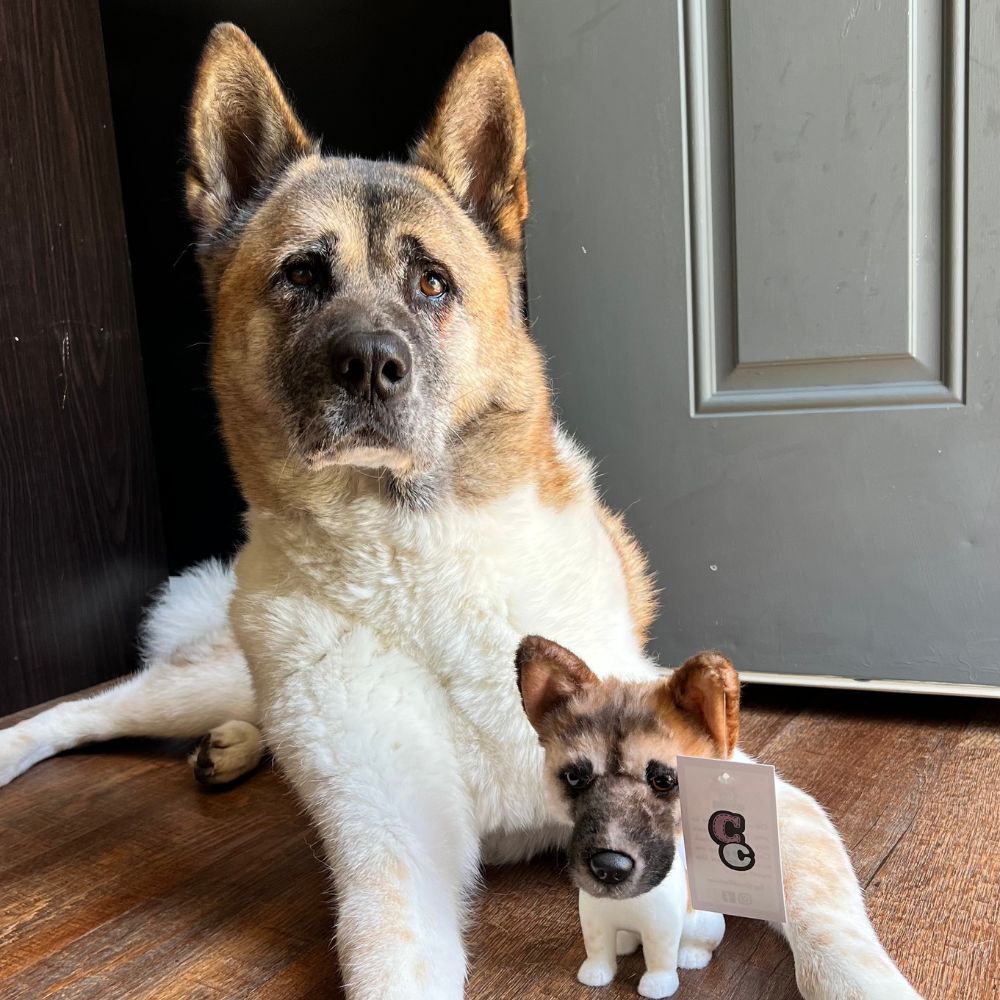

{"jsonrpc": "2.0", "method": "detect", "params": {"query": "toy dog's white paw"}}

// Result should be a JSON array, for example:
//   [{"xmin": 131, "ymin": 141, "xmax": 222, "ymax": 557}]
[
  {"xmin": 616, "ymin": 930, "xmax": 642, "ymax": 956},
  {"xmin": 638, "ymin": 969, "xmax": 679, "ymax": 999},
  {"xmin": 678, "ymin": 945, "xmax": 713, "ymax": 969},
  {"xmin": 577, "ymin": 958, "xmax": 616, "ymax": 987}
]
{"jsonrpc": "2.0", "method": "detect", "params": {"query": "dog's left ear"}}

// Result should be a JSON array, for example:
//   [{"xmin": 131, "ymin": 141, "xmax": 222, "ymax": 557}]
[
  {"xmin": 665, "ymin": 652, "xmax": 740, "ymax": 758},
  {"xmin": 516, "ymin": 636, "xmax": 598, "ymax": 732},
  {"xmin": 412, "ymin": 33, "xmax": 528, "ymax": 245}
]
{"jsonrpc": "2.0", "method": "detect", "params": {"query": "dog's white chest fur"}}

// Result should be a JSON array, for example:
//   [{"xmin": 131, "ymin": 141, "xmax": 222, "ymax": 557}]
[{"xmin": 233, "ymin": 481, "xmax": 656, "ymax": 839}]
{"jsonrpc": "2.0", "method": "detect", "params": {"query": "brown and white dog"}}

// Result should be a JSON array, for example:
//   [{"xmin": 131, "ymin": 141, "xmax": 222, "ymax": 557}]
[
  {"xmin": 0, "ymin": 26, "xmax": 920, "ymax": 1000},
  {"xmin": 517, "ymin": 638, "xmax": 740, "ymax": 903},
  {"xmin": 517, "ymin": 639, "xmax": 737, "ymax": 998}
]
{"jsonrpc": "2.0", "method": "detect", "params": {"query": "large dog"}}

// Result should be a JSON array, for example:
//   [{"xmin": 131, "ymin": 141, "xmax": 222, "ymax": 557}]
[{"xmin": 0, "ymin": 26, "xmax": 919, "ymax": 1000}]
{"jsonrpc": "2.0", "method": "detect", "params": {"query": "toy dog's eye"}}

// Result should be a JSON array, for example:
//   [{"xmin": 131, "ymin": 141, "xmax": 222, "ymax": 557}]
[
  {"xmin": 560, "ymin": 762, "xmax": 593, "ymax": 792},
  {"xmin": 646, "ymin": 762, "xmax": 678, "ymax": 794}
]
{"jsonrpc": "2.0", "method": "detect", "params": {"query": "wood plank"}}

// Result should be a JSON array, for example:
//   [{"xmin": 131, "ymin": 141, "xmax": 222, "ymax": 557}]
[{"xmin": 864, "ymin": 704, "xmax": 1000, "ymax": 1000}]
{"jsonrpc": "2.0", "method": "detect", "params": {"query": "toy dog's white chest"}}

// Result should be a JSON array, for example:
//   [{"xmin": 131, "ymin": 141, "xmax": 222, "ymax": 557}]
[
  {"xmin": 576, "ymin": 857, "xmax": 725, "ymax": 1000},
  {"xmin": 579, "ymin": 859, "xmax": 687, "ymax": 941}
]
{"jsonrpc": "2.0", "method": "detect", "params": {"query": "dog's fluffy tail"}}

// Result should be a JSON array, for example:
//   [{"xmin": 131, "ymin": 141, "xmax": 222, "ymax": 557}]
[{"xmin": 0, "ymin": 559, "xmax": 257, "ymax": 787}]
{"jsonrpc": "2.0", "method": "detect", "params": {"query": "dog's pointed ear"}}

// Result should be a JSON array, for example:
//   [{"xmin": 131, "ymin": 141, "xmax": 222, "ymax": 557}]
[
  {"xmin": 186, "ymin": 23, "xmax": 316, "ymax": 240},
  {"xmin": 665, "ymin": 652, "xmax": 741, "ymax": 758},
  {"xmin": 516, "ymin": 636, "xmax": 598, "ymax": 732},
  {"xmin": 411, "ymin": 33, "xmax": 528, "ymax": 245}
]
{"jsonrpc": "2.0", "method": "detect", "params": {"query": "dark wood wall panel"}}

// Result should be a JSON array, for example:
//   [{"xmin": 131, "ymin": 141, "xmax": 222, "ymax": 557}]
[{"xmin": 0, "ymin": 0, "xmax": 166, "ymax": 713}]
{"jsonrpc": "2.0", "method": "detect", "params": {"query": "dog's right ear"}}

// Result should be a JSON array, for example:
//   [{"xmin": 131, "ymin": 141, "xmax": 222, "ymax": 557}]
[
  {"xmin": 515, "ymin": 636, "xmax": 598, "ymax": 732},
  {"xmin": 665, "ymin": 652, "xmax": 740, "ymax": 758},
  {"xmin": 186, "ymin": 23, "xmax": 316, "ymax": 241}
]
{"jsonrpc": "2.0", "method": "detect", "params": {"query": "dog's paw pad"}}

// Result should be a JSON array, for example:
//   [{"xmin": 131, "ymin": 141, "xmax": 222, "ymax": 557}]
[
  {"xmin": 189, "ymin": 720, "xmax": 263, "ymax": 786},
  {"xmin": 678, "ymin": 946, "xmax": 713, "ymax": 970},
  {"xmin": 616, "ymin": 931, "xmax": 642, "ymax": 956},
  {"xmin": 578, "ymin": 959, "xmax": 616, "ymax": 987},
  {"xmin": 638, "ymin": 969, "xmax": 679, "ymax": 999}
]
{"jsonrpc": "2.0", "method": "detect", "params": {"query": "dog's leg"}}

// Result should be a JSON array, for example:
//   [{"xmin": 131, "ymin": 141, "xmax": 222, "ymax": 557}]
[
  {"xmin": 0, "ymin": 558, "xmax": 259, "ymax": 787},
  {"xmin": 730, "ymin": 751, "xmax": 921, "ymax": 999},
  {"xmin": 576, "ymin": 896, "xmax": 618, "ymax": 988},
  {"xmin": 248, "ymin": 625, "xmax": 477, "ymax": 1000},
  {"xmin": 636, "ymin": 930, "xmax": 681, "ymax": 999},
  {"xmin": 0, "ymin": 640, "xmax": 256, "ymax": 788}
]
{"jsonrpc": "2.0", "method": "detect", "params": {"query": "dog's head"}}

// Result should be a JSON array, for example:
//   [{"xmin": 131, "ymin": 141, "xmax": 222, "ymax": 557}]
[
  {"xmin": 516, "ymin": 637, "xmax": 740, "ymax": 899},
  {"xmin": 186, "ymin": 25, "xmax": 545, "ymax": 509}
]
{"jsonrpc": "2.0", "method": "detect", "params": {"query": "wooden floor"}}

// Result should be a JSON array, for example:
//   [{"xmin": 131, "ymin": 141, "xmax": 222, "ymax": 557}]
[{"xmin": 1, "ymin": 685, "xmax": 998, "ymax": 1000}]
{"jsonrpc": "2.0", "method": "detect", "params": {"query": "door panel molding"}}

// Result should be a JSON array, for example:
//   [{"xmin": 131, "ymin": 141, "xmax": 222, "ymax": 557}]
[{"xmin": 680, "ymin": 0, "xmax": 967, "ymax": 416}]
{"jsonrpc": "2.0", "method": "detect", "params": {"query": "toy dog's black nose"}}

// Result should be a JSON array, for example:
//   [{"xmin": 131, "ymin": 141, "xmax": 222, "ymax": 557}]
[{"xmin": 589, "ymin": 851, "xmax": 635, "ymax": 885}]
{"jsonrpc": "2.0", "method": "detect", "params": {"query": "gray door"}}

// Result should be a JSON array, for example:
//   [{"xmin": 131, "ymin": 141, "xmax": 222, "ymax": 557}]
[{"xmin": 512, "ymin": 0, "xmax": 1000, "ymax": 692}]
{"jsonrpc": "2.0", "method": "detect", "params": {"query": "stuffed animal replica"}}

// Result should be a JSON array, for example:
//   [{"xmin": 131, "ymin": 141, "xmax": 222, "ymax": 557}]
[{"xmin": 516, "ymin": 637, "xmax": 736, "ymax": 998}]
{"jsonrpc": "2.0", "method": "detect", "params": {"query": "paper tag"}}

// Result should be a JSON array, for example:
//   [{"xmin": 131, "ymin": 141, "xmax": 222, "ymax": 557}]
[{"xmin": 676, "ymin": 755, "xmax": 787, "ymax": 924}]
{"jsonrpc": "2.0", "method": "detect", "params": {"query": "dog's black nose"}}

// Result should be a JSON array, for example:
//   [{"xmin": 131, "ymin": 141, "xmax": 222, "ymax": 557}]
[
  {"xmin": 589, "ymin": 851, "xmax": 635, "ymax": 885},
  {"xmin": 331, "ymin": 330, "xmax": 412, "ymax": 403}
]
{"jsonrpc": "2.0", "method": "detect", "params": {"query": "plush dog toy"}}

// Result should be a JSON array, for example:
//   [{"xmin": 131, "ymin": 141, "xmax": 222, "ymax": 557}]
[{"xmin": 516, "ymin": 637, "xmax": 736, "ymax": 998}]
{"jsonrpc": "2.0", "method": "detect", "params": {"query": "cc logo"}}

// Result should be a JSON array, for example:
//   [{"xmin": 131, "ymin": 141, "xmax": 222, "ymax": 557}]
[{"xmin": 708, "ymin": 810, "xmax": 756, "ymax": 871}]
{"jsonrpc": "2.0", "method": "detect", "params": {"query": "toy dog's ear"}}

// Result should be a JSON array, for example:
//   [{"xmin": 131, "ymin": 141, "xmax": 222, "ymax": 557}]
[
  {"xmin": 666, "ymin": 652, "xmax": 740, "ymax": 757},
  {"xmin": 515, "ymin": 636, "xmax": 598, "ymax": 732}
]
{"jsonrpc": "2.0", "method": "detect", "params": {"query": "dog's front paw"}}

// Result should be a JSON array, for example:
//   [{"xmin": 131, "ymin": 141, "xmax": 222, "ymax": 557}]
[
  {"xmin": 189, "ymin": 720, "xmax": 263, "ymax": 786},
  {"xmin": 677, "ymin": 945, "xmax": 713, "ymax": 969},
  {"xmin": 638, "ymin": 969, "xmax": 679, "ymax": 999},
  {"xmin": 577, "ymin": 958, "xmax": 616, "ymax": 988},
  {"xmin": 0, "ymin": 724, "xmax": 44, "ymax": 788}
]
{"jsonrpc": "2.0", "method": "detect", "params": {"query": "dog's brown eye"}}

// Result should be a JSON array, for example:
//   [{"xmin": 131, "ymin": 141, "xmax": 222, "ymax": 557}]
[
  {"xmin": 647, "ymin": 762, "xmax": 678, "ymax": 795},
  {"xmin": 419, "ymin": 270, "xmax": 448, "ymax": 298},
  {"xmin": 286, "ymin": 262, "xmax": 317, "ymax": 287}
]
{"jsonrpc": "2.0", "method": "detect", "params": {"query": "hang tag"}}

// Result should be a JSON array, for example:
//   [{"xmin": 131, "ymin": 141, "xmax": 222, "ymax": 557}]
[{"xmin": 676, "ymin": 755, "xmax": 787, "ymax": 924}]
